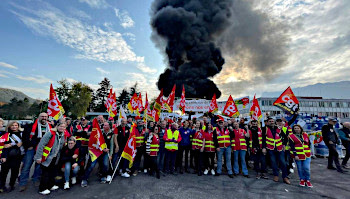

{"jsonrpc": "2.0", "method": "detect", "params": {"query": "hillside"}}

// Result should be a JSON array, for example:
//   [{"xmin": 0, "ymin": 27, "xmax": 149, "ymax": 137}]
[
  {"xmin": 0, "ymin": 88, "xmax": 37, "ymax": 104},
  {"xmin": 262, "ymin": 81, "xmax": 350, "ymax": 99}
]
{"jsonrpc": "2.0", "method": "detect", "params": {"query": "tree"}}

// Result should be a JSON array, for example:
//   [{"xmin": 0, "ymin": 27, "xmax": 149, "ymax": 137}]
[
  {"xmin": 92, "ymin": 78, "xmax": 112, "ymax": 112},
  {"xmin": 129, "ymin": 82, "xmax": 138, "ymax": 98},
  {"xmin": 117, "ymin": 88, "xmax": 130, "ymax": 107}
]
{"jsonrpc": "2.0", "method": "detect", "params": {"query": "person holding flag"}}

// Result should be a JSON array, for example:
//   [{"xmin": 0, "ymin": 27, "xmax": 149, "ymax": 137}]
[
  {"xmin": 81, "ymin": 118, "xmax": 108, "ymax": 187},
  {"xmin": 113, "ymin": 119, "xmax": 132, "ymax": 178},
  {"xmin": 132, "ymin": 118, "xmax": 148, "ymax": 176}
]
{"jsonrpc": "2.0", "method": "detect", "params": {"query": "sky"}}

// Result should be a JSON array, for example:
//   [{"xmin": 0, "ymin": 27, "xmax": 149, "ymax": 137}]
[{"xmin": 0, "ymin": 0, "xmax": 349, "ymax": 101}]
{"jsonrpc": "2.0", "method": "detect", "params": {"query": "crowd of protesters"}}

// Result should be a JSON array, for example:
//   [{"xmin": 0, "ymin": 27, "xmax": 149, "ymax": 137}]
[{"xmin": 0, "ymin": 112, "xmax": 349, "ymax": 195}]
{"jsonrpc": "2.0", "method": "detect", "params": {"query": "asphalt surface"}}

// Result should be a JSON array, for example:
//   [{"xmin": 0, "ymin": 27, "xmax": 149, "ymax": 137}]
[{"xmin": 1, "ymin": 157, "xmax": 349, "ymax": 199}]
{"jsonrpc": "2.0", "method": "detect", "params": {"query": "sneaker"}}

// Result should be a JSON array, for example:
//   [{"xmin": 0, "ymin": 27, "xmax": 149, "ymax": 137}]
[
  {"xmin": 203, "ymin": 169, "xmax": 209, "ymax": 175},
  {"xmin": 64, "ymin": 182, "xmax": 70, "ymax": 190},
  {"xmin": 19, "ymin": 186, "xmax": 26, "ymax": 192},
  {"xmin": 81, "ymin": 180, "xmax": 88, "ymax": 187},
  {"xmin": 211, "ymin": 169, "xmax": 215, "ymax": 176},
  {"xmin": 305, "ymin": 180, "xmax": 313, "ymax": 188},
  {"xmin": 260, "ymin": 173, "xmax": 269, "ymax": 179},
  {"xmin": 256, "ymin": 174, "xmax": 261, "ymax": 179},
  {"xmin": 133, "ymin": 171, "xmax": 138, "ymax": 176},
  {"xmin": 71, "ymin": 177, "xmax": 77, "ymax": 185},
  {"xmin": 100, "ymin": 177, "xmax": 107, "ymax": 184},
  {"xmin": 106, "ymin": 175, "xmax": 112, "ymax": 183},
  {"xmin": 39, "ymin": 189, "xmax": 51, "ymax": 195},
  {"xmin": 144, "ymin": 169, "xmax": 147, "ymax": 174},
  {"xmin": 299, "ymin": 179, "xmax": 305, "ymax": 187},
  {"xmin": 122, "ymin": 172, "xmax": 130, "ymax": 178},
  {"xmin": 292, "ymin": 163, "xmax": 296, "ymax": 168},
  {"xmin": 50, "ymin": 185, "xmax": 59, "ymax": 191},
  {"xmin": 342, "ymin": 165, "xmax": 350, "ymax": 169},
  {"xmin": 289, "ymin": 168, "xmax": 294, "ymax": 174}
]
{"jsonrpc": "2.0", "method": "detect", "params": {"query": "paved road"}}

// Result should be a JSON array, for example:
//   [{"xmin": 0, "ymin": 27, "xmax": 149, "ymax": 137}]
[{"xmin": 2, "ymin": 157, "xmax": 349, "ymax": 199}]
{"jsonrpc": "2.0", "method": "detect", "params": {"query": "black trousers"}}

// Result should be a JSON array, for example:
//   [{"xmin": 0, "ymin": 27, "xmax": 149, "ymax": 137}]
[
  {"xmin": 193, "ymin": 149, "xmax": 203, "ymax": 174},
  {"xmin": 204, "ymin": 152, "xmax": 215, "ymax": 170},
  {"xmin": 176, "ymin": 145, "xmax": 191, "ymax": 171},
  {"xmin": 0, "ymin": 156, "xmax": 22, "ymax": 188},
  {"xmin": 326, "ymin": 144, "xmax": 342, "ymax": 170},
  {"xmin": 251, "ymin": 149, "xmax": 267, "ymax": 173},
  {"xmin": 165, "ymin": 150, "xmax": 177, "ymax": 172},
  {"xmin": 190, "ymin": 148, "xmax": 195, "ymax": 168},
  {"xmin": 150, "ymin": 156, "xmax": 159, "ymax": 175},
  {"xmin": 133, "ymin": 145, "xmax": 146, "ymax": 172},
  {"xmin": 39, "ymin": 158, "xmax": 58, "ymax": 192},
  {"xmin": 342, "ymin": 142, "xmax": 350, "ymax": 166}
]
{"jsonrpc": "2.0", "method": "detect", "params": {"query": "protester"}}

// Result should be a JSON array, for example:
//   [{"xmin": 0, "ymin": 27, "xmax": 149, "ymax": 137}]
[
  {"xmin": 113, "ymin": 119, "xmax": 131, "ymax": 178},
  {"xmin": 262, "ymin": 118, "xmax": 290, "ymax": 184},
  {"xmin": 60, "ymin": 137, "xmax": 79, "ymax": 190},
  {"xmin": 74, "ymin": 117, "xmax": 92, "ymax": 178},
  {"xmin": 249, "ymin": 120, "xmax": 268, "ymax": 179},
  {"xmin": 213, "ymin": 118, "xmax": 233, "ymax": 178},
  {"xmin": 0, "ymin": 121, "xmax": 24, "ymax": 192},
  {"xmin": 230, "ymin": 120, "xmax": 249, "ymax": 178},
  {"xmin": 322, "ymin": 117, "xmax": 346, "ymax": 173},
  {"xmin": 34, "ymin": 122, "xmax": 66, "ymax": 195},
  {"xmin": 338, "ymin": 122, "xmax": 350, "ymax": 169},
  {"xmin": 158, "ymin": 120, "xmax": 167, "ymax": 174},
  {"xmin": 177, "ymin": 120, "xmax": 192, "ymax": 173},
  {"xmin": 19, "ymin": 113, "xmax": 50, "ymax": 192},
  {"xmin": 163, "ymin": 123, "xmax": 182, "ymax": 175},
  {"xmin": 147, "ymin": 126, "xmax": 160, "ymax": 179},
  {"xmin": 289, "ymin": 124, "xmax": 313, "ymax": 187},
  {"xmin": 203, "ymin": 123, "xmax": 216, "ymax": 175},
  {"xmin": 132, "ymin": 119, "xmax": 147, "ymax": 176}
]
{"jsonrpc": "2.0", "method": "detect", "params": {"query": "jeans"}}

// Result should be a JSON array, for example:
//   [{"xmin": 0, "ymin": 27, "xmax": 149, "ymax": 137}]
[
  {"xmin": 216, "ymin": 147, "xmax": 233, "ymax": 175},
  {"xmin": 19, "ymin": 148, "xmax": 41, "ymax": 186},
  {"xmin": 83, "ymin": 153, "xmax": 109, "ymax": 181},
  {"xmin": 268, "ymin": 149, "xmax": 287, "ymax": 178},
  {"xmin": 233, "ymin": 150, "xmax": 248, "ymax": 175},
  {"xmin": 165, "ymin": 150, "xmax": 177, "ymax": 172},
  {"xmin": 251, "ymin": 149, "xmax": 266, "ymax": 173},
  {"xmin": 157, "ymin": 144, "xmax": 166, "ymax": 171},
  {"xmin": 342, "ymin": 142, "xmax": 350, "ymax": 166},
  {"xmin": 64, "ymin": 162, "xmax": 80, "ymax": 182},
  {"xmin": 295, "ymin": 157, "xmax": 311, "ymax": 181}
]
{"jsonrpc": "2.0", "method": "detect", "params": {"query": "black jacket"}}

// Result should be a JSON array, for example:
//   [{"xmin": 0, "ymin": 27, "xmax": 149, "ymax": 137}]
[
  {"xmin": 322, "ymin": 124, "xmax": 339, "ymax": 145},
  {"xmin": 115, "ymin": 125, "xmax": 131, "ymax": 151},
  {"xmin": 60, "ymin": 145, "xmax": 79, "ymax": 164}
]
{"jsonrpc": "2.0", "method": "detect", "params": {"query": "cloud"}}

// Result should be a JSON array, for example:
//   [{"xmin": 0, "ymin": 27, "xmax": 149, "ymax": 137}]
[
  {"xmin": 11, "ymin": 3, "xmax": 146, "ymax": 65},
  {"xmin": 0, "ymin": 74, "xmax": 9, "ymax": 78},
  {"xmin": 78, "ymin": 0, "xmax": 108, "ymax": 9},
  {"xmin": 0, "ymin": 62, "xmax": 18, "ymax": 69},
  {"xmin": 96, "ymin": 67, "xmax": 110, "ymax": 75},
  {"xmin": 136, "ymin": 61, "xmax": 157, "ymax": 74},
  {"xmin": 68, "ymin": 7, "xmax": 91, "ymax": 20},
  {"xmin": 214, "ymin": 0, "xmax": 350, "ymax": 98},
  {"xmin": 114, "ymin": 8, "xmax": 135, "ymax": 28},
  {"xmin": 15, "ymin": 74, "xmax": 53, "ymax": 84}
]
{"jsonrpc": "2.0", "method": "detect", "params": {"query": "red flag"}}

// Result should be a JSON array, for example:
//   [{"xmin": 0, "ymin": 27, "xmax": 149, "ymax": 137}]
[
  {"xmin": 137, "ymin": 93, "xmax": 143, "ymax": 113},
  {"xmin": 121, "ymin": 126, "xmax": 136, "ymax": 168},
  {"xmin": 164, "ymin": 84, "xmax": 176, "ymax": 113},
  {"xmin": 127, "ymin": 93, "xmax": 139, "ymax": 113},
  {"xmin": 179, "ymin": 85, "xmax": 186, "ymax": 115},
  {"xmin": 88, "ymin": 118, "xmax": 107, "ymax": 162},
  {"xmin": 47, "ymin": 84, "xmax": 65, "ymax": 121},
  {"xmin": 234, "ymin": 96, "xmax": 250, "ymax": 108},
  {"xmin": 222, "ymin": 95, "xmax": 239, "ymax": 117},
  {"xmin": 105, "ymin": 89, "xmax": 117, "ymax": 118},
  {"xmin": 250, "ymin": 94, "xmax": 262, "ymax": 121},
  {"xmin": 273, "ymin": 86, "xmax": 299, "ymax": 115},
  {"xmin": 153, "ymin": 89, "xmax": 164, "ymax": 122},
  {"xmin": 209, "ymin": 93, "xmax": 218, "ymax": 113},
  {"xmin": 143, "ymin": 93, "xmax": 152, "ymax": 121}
]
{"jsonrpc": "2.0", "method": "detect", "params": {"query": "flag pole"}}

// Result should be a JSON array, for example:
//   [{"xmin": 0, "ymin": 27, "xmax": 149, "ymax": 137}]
[{"xmin": 109, "ymin": 156, "xmax": 122, "ymax": 184}]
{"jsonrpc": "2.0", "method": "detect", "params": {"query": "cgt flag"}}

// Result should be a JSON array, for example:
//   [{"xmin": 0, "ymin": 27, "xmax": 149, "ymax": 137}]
[
  {"xmin": 121, "ymin": 127, "xmax": 136, "ymax": 168},
  {"xmin": 127, "ymin": 93, "xmax": 139, "ymax": 114},
  {"xmin": 234, "ymin": 96, "xmax": 250, "ymax": 108},
  {"xmin": 209, "ymin": 93, "xmax": 218, "ymax": 113},
  {"xmin": 117, "ymin": 106, "xmax": 127, "ymax": 125},
  {"xmin": 164, "ymin": 84, "xmax": 176, "ymax": 113},
  {"xmin": 273, "ymin": 86, "xmax": 299, "ymax": 115},
  {"xmin": 88, "ymin": 118, "xmax": 107, "ymax": 162},
  {"xmin": 153, "ymin": 89, "xmax": 164, "ymax": 122},
  {"xmin": 222, "ymin": 95, "xmax": 239, "ymax": 117},
  {"xmin": 105, "ymin": 89, "xmax": 117, "ymax": 118},
  {"xmin": 47, "ymin": 84, "xmax": 65, "ymax": 121},
  {"xmin": 179, "ymin": 85, "xmax": 186, "ymax": 115},
  {"xmin": 250, "ymin": 94, "xmax": 262, "ymax": 121}
]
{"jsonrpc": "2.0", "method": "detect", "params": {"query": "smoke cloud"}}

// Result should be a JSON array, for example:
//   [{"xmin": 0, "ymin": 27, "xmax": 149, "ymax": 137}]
[{"xmin": 151, "ymin": 0, "xmax": 289, "ymax": 99}]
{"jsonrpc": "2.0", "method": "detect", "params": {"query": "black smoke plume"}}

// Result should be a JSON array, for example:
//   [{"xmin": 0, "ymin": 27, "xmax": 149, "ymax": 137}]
[{"xmin": 151, "ymin": 0, "xmax": 233, "ymax": 99}]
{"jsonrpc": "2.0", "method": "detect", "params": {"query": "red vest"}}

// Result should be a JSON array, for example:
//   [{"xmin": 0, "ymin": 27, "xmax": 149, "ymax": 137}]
[
  {"xmin": 249, "ymin": 128, "xmax": 262, "ymax": 148},
  {"xmin": 149, "ymin": 134, "xmax": 160, "ymax": 156},
  {"xmin": 231, "ymin": 129, "xmax": 248, "ymax": 151},
  {"xmin": 135, "ymin": 128, "xmax": 146, "ymax": 148},
  {"xmin": 265, "ymin": 127, "xmax": 283, "ymax": 151},
  {"xmin": 41, "ymin": 131, "xmax": 56, "ymax": 162},
  {"xmin": 76, "ymin": 125, "xmax": 91, "ymax": 146},
  {"xmin": 192, "ymin": 130, "xmax": 205, "ymax": 150},
  {"xmin": 216, "ymin": 128, "xmax": 231, "ymax": 148},
  {"xmin": 0, "ymin": 133, "xmax": 9, "ymax": 158},
  {"xmin": 204, "ymin": 131, "xmax": 215, "ymax": 152},
  {"xmin": 289, "ymin": 133, "xmax": 311, "ymax": 160}
]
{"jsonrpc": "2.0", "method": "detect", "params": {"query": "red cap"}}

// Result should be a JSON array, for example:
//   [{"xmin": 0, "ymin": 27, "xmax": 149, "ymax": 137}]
[
  {"xmin": 216, "ymin": 115, "xmax": 224, "ymax": 122},
  {"xmin": 135, "ymin": 116, "xmax": 141, "ymax": 120}
]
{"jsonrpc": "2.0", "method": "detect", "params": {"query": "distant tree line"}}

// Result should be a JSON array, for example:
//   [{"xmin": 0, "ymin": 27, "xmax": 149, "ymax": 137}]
[{"xmin": 0, "ymin": 77, "xmax": 141, "ymax": 120}]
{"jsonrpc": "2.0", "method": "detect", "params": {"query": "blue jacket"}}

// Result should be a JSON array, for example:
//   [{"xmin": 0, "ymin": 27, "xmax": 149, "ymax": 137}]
[{"xmin": 179, "ymin": 127, "xmax": 193, "ymax": 146}]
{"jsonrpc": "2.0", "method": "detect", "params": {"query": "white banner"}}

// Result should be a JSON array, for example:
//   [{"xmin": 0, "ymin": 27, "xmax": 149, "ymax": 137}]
[{"xmin": 172, "ymin": 99, "xmax": 247, "ymax": 112}]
